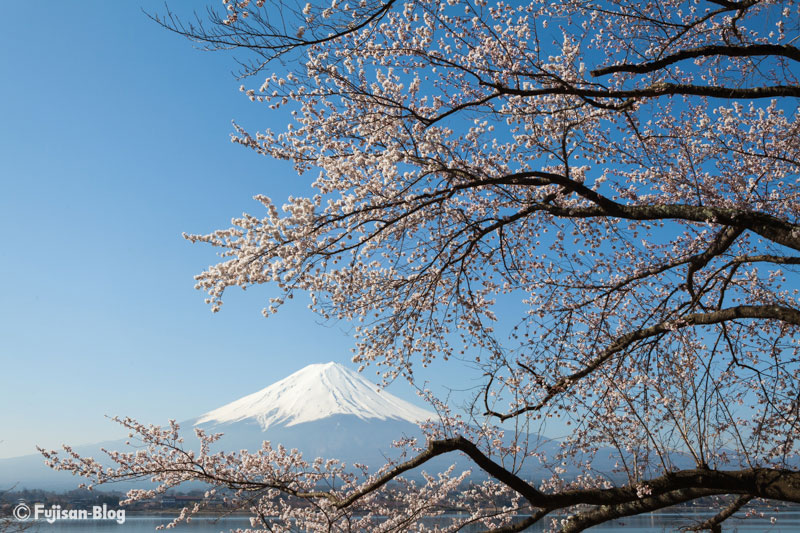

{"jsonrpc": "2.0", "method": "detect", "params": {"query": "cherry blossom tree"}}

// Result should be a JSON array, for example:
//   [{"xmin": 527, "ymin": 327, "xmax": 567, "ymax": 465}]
[{"xmin": 42, "ymin": 0, "xmax": 800, "ymax": 531}]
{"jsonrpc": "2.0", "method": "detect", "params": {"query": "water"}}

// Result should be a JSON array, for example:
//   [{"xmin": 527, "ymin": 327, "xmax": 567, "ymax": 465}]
[{"xmin": 13, "ymin": 511, "xmax": 800, "ymax": 532}]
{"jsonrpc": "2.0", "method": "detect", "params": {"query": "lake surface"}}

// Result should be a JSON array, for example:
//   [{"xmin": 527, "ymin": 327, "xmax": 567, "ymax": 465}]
[{"xmin": 13, "ymin": 511, "xmax": 800, "ymax": 532}]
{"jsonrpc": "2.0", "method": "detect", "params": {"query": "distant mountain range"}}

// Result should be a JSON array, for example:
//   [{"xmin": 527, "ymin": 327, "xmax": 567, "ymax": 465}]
[{"xmin": 0, "ymin": 363, "xmax": 444, "ymax": 490}]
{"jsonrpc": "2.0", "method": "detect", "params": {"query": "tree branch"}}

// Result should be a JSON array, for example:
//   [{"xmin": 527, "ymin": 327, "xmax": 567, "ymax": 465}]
[
  {"xmin": 488, "ymin": 304, "xmax": 800, "ymax": 421},
  {"xmin": 591, "ymin": 44, "xmax": 800, "ymax": 76},
  {"xmin": 685, "ymin": 494, "xmax": 753, "ymax": 531}
]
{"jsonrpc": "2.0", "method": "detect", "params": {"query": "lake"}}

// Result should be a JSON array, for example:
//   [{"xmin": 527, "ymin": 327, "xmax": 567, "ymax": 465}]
[{"xmin": 14, "ymin": 510, "xmax": 800, "ymax": 532}]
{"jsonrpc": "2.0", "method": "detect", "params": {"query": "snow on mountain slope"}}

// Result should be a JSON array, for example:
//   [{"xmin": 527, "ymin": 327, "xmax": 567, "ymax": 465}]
[{"xmin": 195, "ymin": 362, "xmax": 434, "ymax": 429}]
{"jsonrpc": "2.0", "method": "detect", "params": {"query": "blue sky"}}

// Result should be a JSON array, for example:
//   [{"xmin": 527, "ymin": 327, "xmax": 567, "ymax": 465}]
[
  {"xmin": 1, "ymin": 1, "xmax": 577, "ymax": 463},
  {"xmin": 0, "ymin": 1, "xmax": 446, "ymax": 459}
]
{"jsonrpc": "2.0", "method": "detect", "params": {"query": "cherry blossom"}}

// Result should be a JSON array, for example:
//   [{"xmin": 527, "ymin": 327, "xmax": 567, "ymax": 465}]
[{"xmin": 45, "ymin": 1, "xmax": 800, "ymax": 531}]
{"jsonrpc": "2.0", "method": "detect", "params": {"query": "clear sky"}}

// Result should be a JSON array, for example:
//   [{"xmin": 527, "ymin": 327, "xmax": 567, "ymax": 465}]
[{"xmin": 0, "ymin": 1, "xmax": 463, "ymax": 459}]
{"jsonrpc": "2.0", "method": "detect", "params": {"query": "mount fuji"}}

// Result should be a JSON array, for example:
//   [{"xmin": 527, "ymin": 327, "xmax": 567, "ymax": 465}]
[
  {"xmin": 189, "ymin": 362, "xmax": 436, "ymax": 464},
  {"xmin": 196, "ymin": 361, "xmax": 433, "ymax": 429}
]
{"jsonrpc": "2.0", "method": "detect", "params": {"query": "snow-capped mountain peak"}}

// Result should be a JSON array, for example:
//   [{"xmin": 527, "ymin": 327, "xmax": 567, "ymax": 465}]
[{"xmin": 195, "ymin": 362, "xmax": 434, "ymax": 430}]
